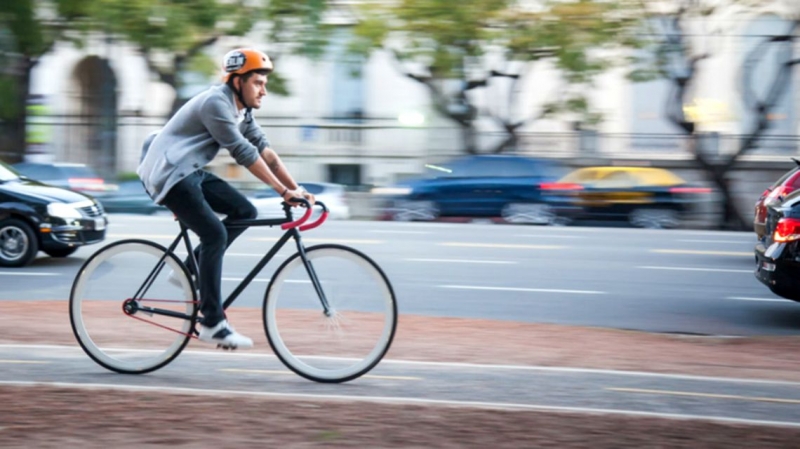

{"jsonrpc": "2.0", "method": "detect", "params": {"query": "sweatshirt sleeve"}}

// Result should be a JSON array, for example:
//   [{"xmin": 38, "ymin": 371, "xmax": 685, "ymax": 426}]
[
  {"xmin": 242, "ymin": 116, "xmax": 270, "ymax": 151},
  {"xmin": 198, "ymin": 95, "xmax": 260, "ymax": 167}
]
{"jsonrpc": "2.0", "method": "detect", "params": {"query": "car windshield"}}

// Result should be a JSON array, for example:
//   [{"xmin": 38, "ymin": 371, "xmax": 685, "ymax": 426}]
[{"xmin": 0, "ymin": 163, "xmax": 20, "ymax": 182}]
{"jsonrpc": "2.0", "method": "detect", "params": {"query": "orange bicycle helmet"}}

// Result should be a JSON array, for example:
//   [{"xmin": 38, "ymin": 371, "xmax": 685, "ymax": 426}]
[{"xmin": 222, "ymin": 48, "xmax": 273, "ymax": 83}]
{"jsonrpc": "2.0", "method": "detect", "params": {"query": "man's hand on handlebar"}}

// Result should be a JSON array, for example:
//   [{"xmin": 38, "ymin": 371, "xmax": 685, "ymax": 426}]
[{"xmin": 282, "ymin": 188, "xmax": 315, "ymax": 207}]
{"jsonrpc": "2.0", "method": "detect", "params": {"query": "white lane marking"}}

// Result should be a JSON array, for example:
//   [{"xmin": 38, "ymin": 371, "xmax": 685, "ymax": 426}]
[
  {"xmin": 225, "ymin": 253, "xmax": 286, "ymax": 258},
  {"xmin": 5, "ymin": 343, "xmax": 800, "ymax": 386},
  {"xmin": 221, "ymin": 278, "xmax": 309, "ymax": 284},
  {"xmin": 440, "ymin": 285, "xmax": 605, "ymax": 295},
  {"xmin": 0, "ymin": 359, "xmax": 50, "ymax": 364},
  {"xmin": 515, "ymin": 234, "xmax": 585, "ymax": 239},
  {"xmin": 220, "ymin": 368, "xmax": 422, "ymax": 381},
  {"xmin": 608, "ymin": 387, "xmax": 800, "ymax": 404},
  {"xmin": 651, "ymin": 249, "xmax": 752, "ymax": 257},
  {"xmin": 406, "ymin": 259, "xmax": 516, "ymax": 265},
  {"xmin": 370, "ymin": 230, "xmax": 431, "ymax": 235},
  {"xmin": 252, "ymin": 238, "xmax": 383, "ymax": 245},
  {"xmin": 727, "ymin": 297, "xmax": 787, "ymax": 303},
  {"xmin": 638, "ymin": 266, "xmax": 752, "ymax": 274},
  {"xmin": 440, "ymin": 243, "xmax": 563, "ymax": 249},
  {"xmin": 2, "ymin": 381, "xmax": 799, "ymax": 428},
  {"xmin": 677, "ymin": 240, "xmax": 752, "ymax": 244},
  {"xmin": 0, "ymin": 272, "xmax": 59, "ymax": 276},
  {"xmin": 107, "ymin": 234, "xmax": 176, "ymax": 239}
]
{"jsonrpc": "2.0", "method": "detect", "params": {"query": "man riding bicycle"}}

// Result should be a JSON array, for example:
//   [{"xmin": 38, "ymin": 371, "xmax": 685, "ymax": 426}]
[{"xmin": 137, "ymin": 48, "xmax": 314, "ymax": 349}]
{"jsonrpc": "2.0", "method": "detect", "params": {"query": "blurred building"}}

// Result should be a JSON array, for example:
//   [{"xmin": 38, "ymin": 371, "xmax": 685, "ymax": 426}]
[{"xmin": 24, "ymin": 0, "xmax": 800, "ymax": 188}]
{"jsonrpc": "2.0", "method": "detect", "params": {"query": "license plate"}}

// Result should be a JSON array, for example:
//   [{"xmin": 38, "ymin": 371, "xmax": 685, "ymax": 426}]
[{"xmin": 94, "ymin": 218, "xmax": 106, "ymax": 231}]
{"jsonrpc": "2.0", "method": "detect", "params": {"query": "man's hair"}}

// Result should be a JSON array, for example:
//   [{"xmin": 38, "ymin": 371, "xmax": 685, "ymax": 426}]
[{"xmin": 228, "ymin": 69, "xmax": 270, "ymax": 87}]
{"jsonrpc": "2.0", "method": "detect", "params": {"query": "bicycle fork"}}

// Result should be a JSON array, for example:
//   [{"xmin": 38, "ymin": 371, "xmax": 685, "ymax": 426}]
[{"xmin": 294, "ymin": 233, "xmax": 333, "ymax": 317}]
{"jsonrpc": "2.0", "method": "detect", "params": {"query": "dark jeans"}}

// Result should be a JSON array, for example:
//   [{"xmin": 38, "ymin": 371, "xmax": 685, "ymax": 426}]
[{"xmin": 161, "ymin": 170, "xmax": 256, "ymax": 327}]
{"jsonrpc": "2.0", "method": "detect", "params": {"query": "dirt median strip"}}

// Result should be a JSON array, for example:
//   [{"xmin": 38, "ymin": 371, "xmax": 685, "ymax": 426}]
[{"xmin": 1, "ymin": 385, "xmax": 800, "ymax": 448}]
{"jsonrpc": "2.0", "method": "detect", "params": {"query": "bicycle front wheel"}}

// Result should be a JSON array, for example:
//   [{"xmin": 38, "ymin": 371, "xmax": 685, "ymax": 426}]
[
  {"xmin": 264, "ymin": 244, "xmax": 397, "ymax": 383},
  {"xmin": 69, "ymin": 239, "xmax": 197, "ymax": 374}
]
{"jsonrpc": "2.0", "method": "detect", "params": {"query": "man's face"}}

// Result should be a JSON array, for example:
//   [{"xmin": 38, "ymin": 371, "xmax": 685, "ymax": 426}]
[{"xmin": 238, "ymin": 73, "xmax": 268, "ymax": 109}]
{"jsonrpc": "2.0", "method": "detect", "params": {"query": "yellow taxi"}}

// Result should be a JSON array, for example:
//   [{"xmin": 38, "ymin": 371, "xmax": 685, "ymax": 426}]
[{"xmin": 540, "ymin": 166, "xmax": 712, "ymax": 228}]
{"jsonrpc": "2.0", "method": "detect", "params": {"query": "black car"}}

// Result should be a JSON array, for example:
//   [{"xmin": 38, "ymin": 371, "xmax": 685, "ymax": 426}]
[
  {"xmin": 371, "ymin": 155, "xmax": 565, "ymax": 223},
  {"xmin": 0, "ymin": 161, "xmax": 108, "ymax": 267},
  {"xmin": 754, "ymin": 189, "xmax": 800, "ymax": 301},
  {"xmin": 753, "ymin": 159, "xmax": 800, "ymax": 240}
]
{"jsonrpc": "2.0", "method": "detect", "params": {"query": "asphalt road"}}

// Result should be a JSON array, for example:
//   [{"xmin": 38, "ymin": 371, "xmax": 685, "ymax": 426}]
[
  {"xmin": 4, "ymin": 215, "xmax": 800, "ymax": 426},
  {"xmin": 1, "ymin": 214, "xmax": 795, "ymax": 337}
]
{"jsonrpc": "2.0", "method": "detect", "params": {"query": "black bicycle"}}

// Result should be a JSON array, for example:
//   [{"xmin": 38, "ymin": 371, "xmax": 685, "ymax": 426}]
[{"xmin": 68, "ymin": 199, "xmax": 398, "ymax": 383}]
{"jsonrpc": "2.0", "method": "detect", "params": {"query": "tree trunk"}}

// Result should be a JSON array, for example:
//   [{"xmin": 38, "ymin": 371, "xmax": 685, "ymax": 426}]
[
  {"xmin": 688, "ymin": 135, "xmax": 748, "ymax": 230},
  {"xmin": 462, "ymin": 124, "xmax": 478, "ymax": 155},
  {"xmin": 710, "ymin": 168, "xmax": 747, "ymax": 230},
  {"xmin": 0, "ymin": 59, "xmax": 32, "ymax": 163}
]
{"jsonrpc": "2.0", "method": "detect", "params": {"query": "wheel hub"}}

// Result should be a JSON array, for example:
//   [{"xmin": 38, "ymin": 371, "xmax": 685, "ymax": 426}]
[{"xmin": 0, "ymin": 228, "xmax": 25, "ymax": 258}]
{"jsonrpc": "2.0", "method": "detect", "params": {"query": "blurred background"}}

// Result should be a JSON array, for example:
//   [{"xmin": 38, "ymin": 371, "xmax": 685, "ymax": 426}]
[{"xmin": 3, "ymin": 0, "xmax": 800, "ymax": 230}]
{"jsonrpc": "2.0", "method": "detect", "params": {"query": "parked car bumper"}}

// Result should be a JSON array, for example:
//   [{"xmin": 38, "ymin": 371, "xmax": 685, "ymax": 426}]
[{"xmin": 754, "ymin": 241, "xmax": 800, "ymax": 302}]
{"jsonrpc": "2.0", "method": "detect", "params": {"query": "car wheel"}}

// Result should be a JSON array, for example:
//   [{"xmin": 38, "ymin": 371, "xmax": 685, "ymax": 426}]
[
  {"xmin": 392, "ymin": 200, "xmax": 439, "ymax": 222},
  {"xmin": 0, "ymin": 218, "xmax": 39, "ymax": 267},
  {"xmin": 501, "ymin": 203, "xmax": 562, "ymax": 225},
  {"xmin": 44, "ymin": 247, "xmax": 78, "ymax": 258},
  {"xmin": 629, "ymin": 208, "xmax": 680, "ymax": 229}
]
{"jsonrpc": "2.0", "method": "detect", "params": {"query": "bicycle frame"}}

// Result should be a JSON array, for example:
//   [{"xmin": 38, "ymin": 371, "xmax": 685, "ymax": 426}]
[{"xmin": 128, "ymin": 199, "xmax": 332, "ymax": 330}]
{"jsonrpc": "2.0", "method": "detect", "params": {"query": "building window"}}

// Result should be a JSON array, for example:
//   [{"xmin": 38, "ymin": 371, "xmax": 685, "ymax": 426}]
[{"xmin": 327, "ymin": 164, "xmax": 361, "ymax": 188}]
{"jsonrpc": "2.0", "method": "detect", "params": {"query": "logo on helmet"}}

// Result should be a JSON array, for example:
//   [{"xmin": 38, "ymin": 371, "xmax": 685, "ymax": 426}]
[{"xmin": 224, "ymin": 51, "xmax": 246, "ymax": 72}]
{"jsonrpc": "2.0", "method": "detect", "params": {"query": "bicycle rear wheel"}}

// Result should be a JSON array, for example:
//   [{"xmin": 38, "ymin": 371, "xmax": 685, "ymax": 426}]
[
  {"xmin": 264, "ymin": 244, "xmax": 397, "ymax": 383},
  {"xmin": 69, "ymin": 239, "xmax": 197, "ymax": 374}
]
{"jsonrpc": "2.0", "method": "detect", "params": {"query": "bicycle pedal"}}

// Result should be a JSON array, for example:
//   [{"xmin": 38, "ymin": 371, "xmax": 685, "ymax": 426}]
[{"xmin": 216, "ymin": 343, "xmax": 237, "ymax": 351}]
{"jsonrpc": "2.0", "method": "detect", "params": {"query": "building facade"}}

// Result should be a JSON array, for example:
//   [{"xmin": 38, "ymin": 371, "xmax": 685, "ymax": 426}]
[{"xmin": 25, "ymin": 0, "xmax": 800, "ymax": 188}]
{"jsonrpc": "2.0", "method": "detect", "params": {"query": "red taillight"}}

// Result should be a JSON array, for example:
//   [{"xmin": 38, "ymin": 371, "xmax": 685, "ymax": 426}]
[
  {"xmin": 69, "ymin": 178, "xmax": 106, "ymax": 191},
  {"xmin": 540, "ymin": 182, "xmax": 583, "ymax": 191},
  {"xmin": 765, "ymin": 185, "xmax": 795, "ymax": 204},
  {"xmin": 669, "ymin": 187, "xmax": 711, "ymax": 194},
  {"xmin": 773, "ymin": 217, "xmax": 800, "ymax": 243}
]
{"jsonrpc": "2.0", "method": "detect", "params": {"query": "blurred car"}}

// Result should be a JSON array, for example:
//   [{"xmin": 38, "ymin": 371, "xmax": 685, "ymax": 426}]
[
  {"xmin": 97, "ymin": 180, "xmax": 166, "ymax": 215},
  {"xmin": 754, "ymin": 189, "xmax": 800, "ymax": 302},
  {"xmin": 539, "ymin": 166, "xmax": 712, "ymax": 228},
  {"xmin": 249, "ymin": 182, "xmax": 351, "ymax": 220},
  {"xmin": 0, "ymin": 160, "xmax": 107, "ymax": 267},
  {"xmin": 371, "ymin": 155, "xmax": 565, "ymax": 223},
  {"xmin": 753, "ymin": 159, "xmax": 800, "ymax": 240},
  {"xmin": 11, "ymin": 162, "xmax": 117, "ymax": 197}
]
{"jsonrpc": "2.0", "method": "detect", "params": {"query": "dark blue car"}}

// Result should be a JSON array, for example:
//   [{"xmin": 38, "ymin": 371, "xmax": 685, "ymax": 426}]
[{"xmin": 372, "ymin": 155, "xmax": 565, "ymax": 223}]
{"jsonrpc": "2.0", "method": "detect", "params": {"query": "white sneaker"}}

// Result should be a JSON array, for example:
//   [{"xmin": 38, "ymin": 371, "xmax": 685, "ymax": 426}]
[
  {"xmin": 197, "ymin": 320, "xmax": 253, "ymax": 349},
  {"xmin": 167, "ymin": 269, "xmax": 183, "ymax": 288},
  {"xmin": 168, "ymin": 269, "xmax": 196, "ymax": 289}
]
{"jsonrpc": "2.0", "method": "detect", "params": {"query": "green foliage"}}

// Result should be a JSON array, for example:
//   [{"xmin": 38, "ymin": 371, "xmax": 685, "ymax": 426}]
[
  {"xmin": 86, "ymin": 0, "xmax": 260, "ymax": 85},
  {"xmin": 265, "ymin": 0, "xmax": 332, "ymax": 60},
  {"xmin": 266, "ymin": 71, "xmax": 290, "ymax": 96},
  {"xmin": 351, "ymin": 0, "xmax": 645, "ymax": 124},
  {"xmin": 0, "ymin": 75, "xmax": 19, "ymax": 120}
]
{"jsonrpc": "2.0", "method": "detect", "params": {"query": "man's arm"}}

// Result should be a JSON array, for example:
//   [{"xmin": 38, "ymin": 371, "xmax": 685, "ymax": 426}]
[
  {"xmin": 260, "ymin": 147, "xmax": 298, "ymax": 191},
  {"xmin": 247, "ymin": 147, "xmax": 315, "ymax": 205}
]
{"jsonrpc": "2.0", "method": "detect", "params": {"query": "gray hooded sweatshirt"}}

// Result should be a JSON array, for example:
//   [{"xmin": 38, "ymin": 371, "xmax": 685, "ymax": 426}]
[{"xmin": 137, "ymin": 84, "xmax": 269, "ymax": 204}]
